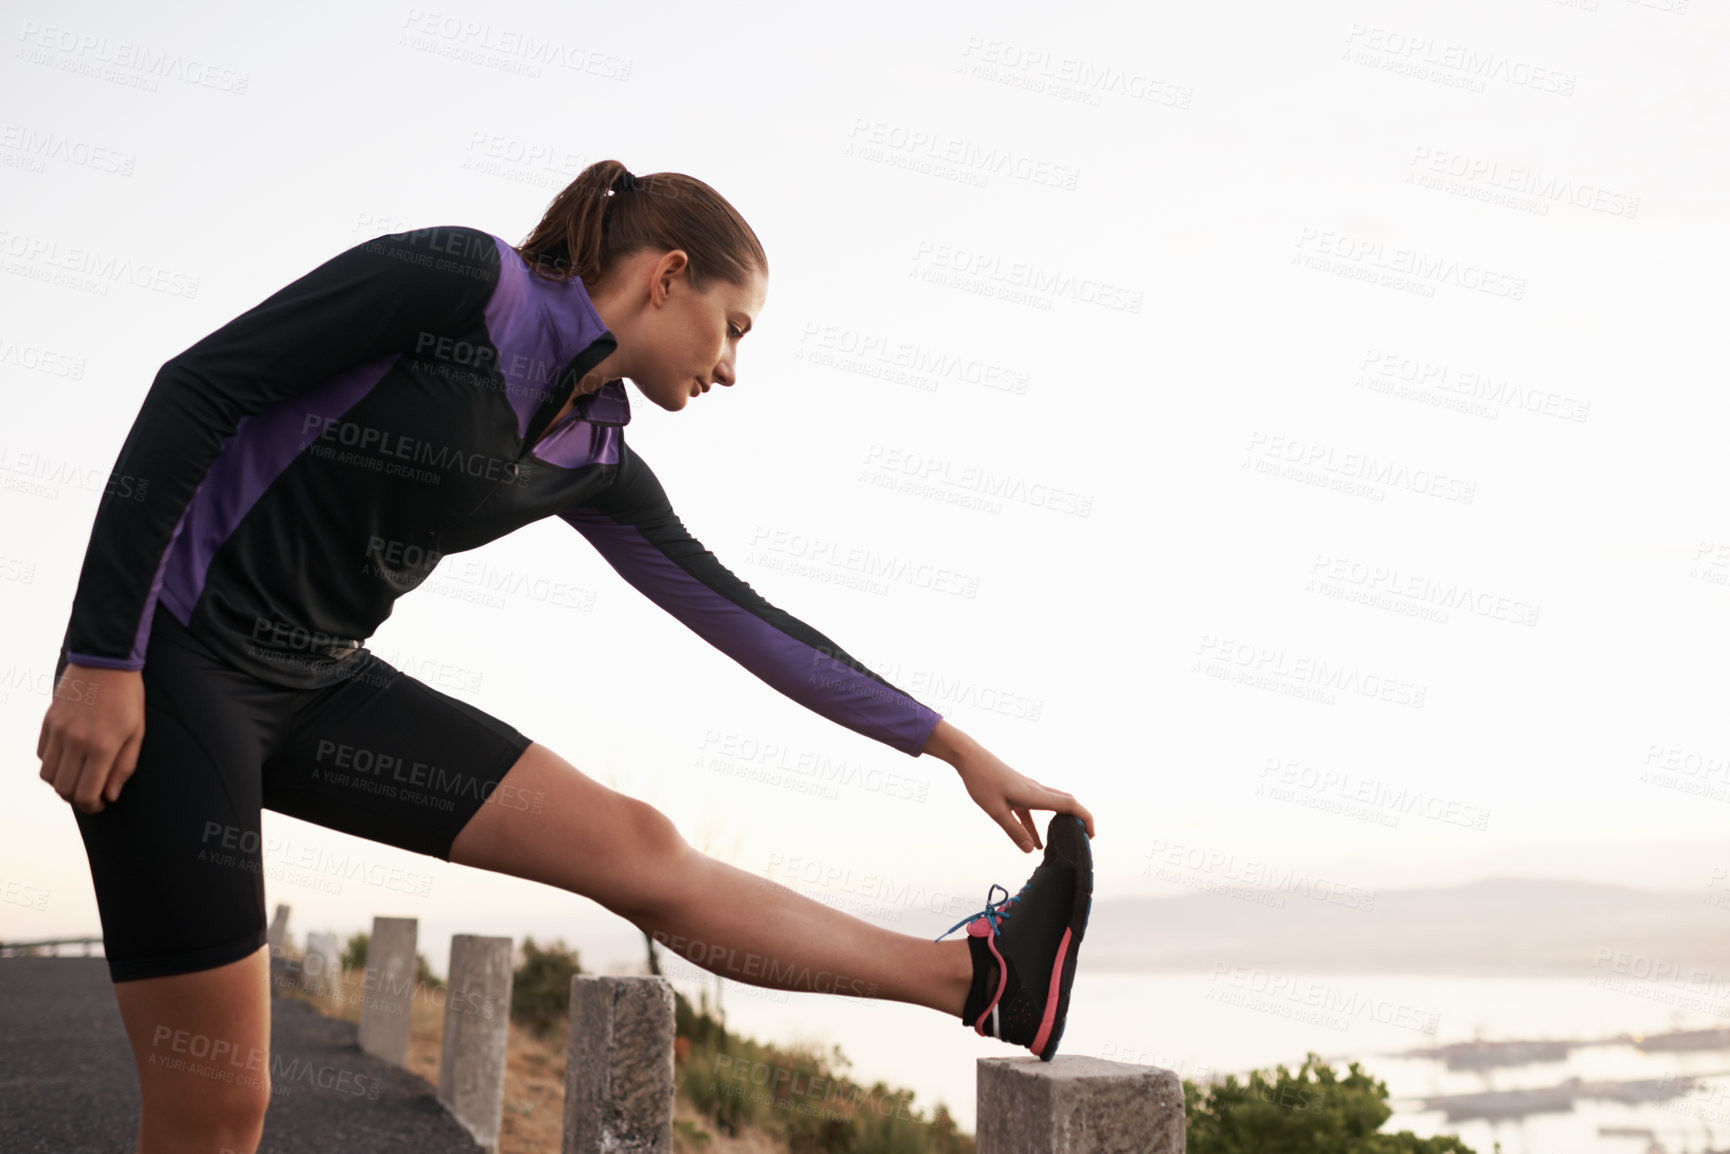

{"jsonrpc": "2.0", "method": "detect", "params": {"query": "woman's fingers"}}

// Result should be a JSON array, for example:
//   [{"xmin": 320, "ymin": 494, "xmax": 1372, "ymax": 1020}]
[
  {"xmin": 1013, "ymin": 807, "xmax": 1041, "ymax": 849},
  {"xmin": 72, "ymin": 748, "xmax": 114, "ymax": 814},
  {"xmin": 105, "ymin": 725, "xmax": 144, "ymax": 804},
  {"xmin": 989, "ymin": 805, "xmax": 1036, "ymax": 852}
]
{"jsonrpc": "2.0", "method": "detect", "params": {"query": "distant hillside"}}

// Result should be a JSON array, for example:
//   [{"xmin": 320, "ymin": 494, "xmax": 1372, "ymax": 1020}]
[{"xmin": 1082, "ymin": 877, "xmax": 1730, "ymax": 976}]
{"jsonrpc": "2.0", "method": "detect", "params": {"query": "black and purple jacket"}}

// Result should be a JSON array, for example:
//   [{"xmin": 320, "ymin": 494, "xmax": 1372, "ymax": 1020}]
[{"xmin": 60, "ymin": 226, "xmax": 941, "ymax": 757}]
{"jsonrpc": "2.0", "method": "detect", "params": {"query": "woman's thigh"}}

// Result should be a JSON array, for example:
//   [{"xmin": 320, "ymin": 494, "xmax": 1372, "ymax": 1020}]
[
  {"xmin": 261, "ymin": 653, "xmax": 534, "ymax": 858},
  {"xmin": 58, "ymin": 612, "xmax": 289, "ymax": 984},
  {"xmin": 446, "ymin": 741, "xmax": 690, "ymax": 918},
  {"xmin": 262, "ymin": 654, "xmax": 688, "ymax": 917},
  {"xmin": 113, "ymin": 948, "xmax": 273, "ymax": 1143}
]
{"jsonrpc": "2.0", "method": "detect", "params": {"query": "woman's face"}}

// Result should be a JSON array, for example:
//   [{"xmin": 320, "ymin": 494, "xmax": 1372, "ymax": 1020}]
[{"xmin": 610, "ymin": 250, "xmax": 767, "ymax": 412}]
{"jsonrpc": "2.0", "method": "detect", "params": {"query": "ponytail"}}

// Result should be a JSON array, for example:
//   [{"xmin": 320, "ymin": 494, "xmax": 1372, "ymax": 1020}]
[{"xmin": 513, "ymin": 158, "xmax": 767, "ymax": 293}]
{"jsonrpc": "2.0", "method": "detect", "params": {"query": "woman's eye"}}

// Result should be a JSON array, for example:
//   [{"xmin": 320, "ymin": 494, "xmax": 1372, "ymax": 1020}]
[{"xmin": 729, "ymin": 326, "xmax": 742, "ymax": 339}]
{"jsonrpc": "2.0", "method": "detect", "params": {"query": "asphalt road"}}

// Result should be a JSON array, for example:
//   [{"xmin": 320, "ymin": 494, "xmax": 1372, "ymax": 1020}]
[{"xmin": 0, "ymin": 956, "xmax": 483, "ymax": 1154}]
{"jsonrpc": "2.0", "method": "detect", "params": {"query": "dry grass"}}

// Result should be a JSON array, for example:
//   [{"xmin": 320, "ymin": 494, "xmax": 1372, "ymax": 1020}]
[{"xmin": 285, "ymin": 968, "xmax": 787, "ymax": 1154}]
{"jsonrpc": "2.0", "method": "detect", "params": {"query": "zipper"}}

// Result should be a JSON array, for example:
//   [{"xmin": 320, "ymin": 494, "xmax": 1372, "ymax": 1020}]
[{"xmin": 434, "ymin": 335, "xmax": 611, "ymax": 537}]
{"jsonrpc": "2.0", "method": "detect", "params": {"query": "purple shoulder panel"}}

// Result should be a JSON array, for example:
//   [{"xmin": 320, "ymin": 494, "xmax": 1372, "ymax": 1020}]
[
  {"xmin": 484, "ymin": 236, "xmax": 616, "ymax": 439},
  {"xmin": 154, "ymin": 355, "xmax": 400, "ymax": 636},
  {"xmin": 529, "ymin": 421, "xmax": 626, "ymax": 471}
]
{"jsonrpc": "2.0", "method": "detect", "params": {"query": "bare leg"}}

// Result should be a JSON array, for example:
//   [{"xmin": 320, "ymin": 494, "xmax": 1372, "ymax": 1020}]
[
  {"xmin": 111, "ymin": 946, "xmax": 272, "ymax": 1154},
  {"xmin": 450, "ymin": 742, "xmax": 975, "ymax": 1014}
]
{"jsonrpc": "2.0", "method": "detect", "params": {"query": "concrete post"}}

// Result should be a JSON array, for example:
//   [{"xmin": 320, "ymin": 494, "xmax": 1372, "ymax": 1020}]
[
  {"xmin": 437, "ymin": 935, "xmax": 514, "ymax": 1154},
  {"xmin": 266, "ymin": 904, "xmax": 293, "ymax": 990},
  {"xmin": 357, "ymin": 916, "xmax": 418, "ymax": 1068},
  {"xmin": 562, "ymin": 976, "xmax": 675, "ymax": 1154},
  {"xmin": 266, "ymin": 904, "xmax": 291, "ymax": 956},
  {"xmin": 300, "ymin": 931, "xmax": 342, "ymax": 997},
  {"xmin": 976, "ymin": 1056, "xmax": 1185, "ymax": 1154}
]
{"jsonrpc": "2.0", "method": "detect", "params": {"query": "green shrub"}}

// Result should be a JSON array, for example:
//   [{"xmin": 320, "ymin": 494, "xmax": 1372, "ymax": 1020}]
[
  {"xmin": 510, "ymin": 936, "xmax": 584, "ymax": 1036},
  {"xmin": 340, "ymin": 931, "xmax": 369, "ymax": 972},
  {"xmin": 672, "ymin": 988, "xmax": 971, "ymax": 1153},
  {"xmin": 1183, "ymin": 1052, "xmax": 1482, "ymax": 1154}
]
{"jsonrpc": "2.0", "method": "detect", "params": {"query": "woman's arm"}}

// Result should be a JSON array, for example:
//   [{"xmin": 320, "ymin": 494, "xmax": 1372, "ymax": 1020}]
[
  {"xmin": 64, "ymin": 225, "xmax": 500, "ymax": 669},
  {"xmin": 43, "ymin": 226, "xmax": 502, "ymax": 814},
  {"xmin": 920, "ymin": 716, "xmax": 1097, "ymax": 851},
  {"xmin": 559, "ymin": 440, "xmax": 941, "ymax": 757},
  {"xmin": 562, "ymin": 443, "xmax": 1095, "ymax": 849}
]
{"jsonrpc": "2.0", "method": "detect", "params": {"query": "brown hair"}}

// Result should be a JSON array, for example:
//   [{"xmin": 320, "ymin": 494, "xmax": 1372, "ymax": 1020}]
[{"xmin": 513, "ymin": 158, "xmax": 767, "ymax": 293}]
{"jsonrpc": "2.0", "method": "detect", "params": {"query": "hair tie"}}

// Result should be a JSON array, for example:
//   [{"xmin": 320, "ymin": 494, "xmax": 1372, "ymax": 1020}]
[{"xmin": 612, "ymin": 171, "xmax": 638, "ymax": 194}]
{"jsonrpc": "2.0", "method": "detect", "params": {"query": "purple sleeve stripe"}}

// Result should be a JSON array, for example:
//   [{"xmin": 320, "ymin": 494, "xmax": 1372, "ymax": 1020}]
[
  {"xmin": 562, "ymin": 509, "xmax": 941, "ymax": 757},
  {"xmin": 67, "ymin": 652, "xmax": 145, "ymax": 671}
]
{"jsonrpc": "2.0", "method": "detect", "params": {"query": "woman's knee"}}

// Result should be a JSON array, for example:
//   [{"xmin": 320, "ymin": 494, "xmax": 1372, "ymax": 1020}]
[
  {"xmin": 141, "ymin": 1072, "xmax": 271, "ymax": 1150},
  {"xmin": 610, "ymin": 797, "xmax": 697, "ymax": 917}
]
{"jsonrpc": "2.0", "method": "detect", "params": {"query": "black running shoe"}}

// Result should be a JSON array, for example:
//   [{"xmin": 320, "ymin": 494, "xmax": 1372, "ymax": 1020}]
[{"xmin": 935, "ymin": 813, "xmax": 1093, "ymax": 1061}]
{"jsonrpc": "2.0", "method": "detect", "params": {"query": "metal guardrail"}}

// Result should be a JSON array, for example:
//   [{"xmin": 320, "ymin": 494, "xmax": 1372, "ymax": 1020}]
[{"xmin": 0, "ymin": 936, "xmax": 103, "ymax": 957}]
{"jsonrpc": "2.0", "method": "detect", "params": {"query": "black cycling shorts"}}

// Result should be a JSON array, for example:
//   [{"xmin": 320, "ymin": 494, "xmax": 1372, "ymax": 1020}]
[{"xmin": 53, "ymin": 604, "xmax": 534, "ymax": 983}]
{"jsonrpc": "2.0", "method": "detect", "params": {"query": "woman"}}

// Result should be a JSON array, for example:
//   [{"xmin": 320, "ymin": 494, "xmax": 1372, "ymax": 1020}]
[{"xmin": 36, "ymin": 160, "xmax": 1096, "ymax": 1153}]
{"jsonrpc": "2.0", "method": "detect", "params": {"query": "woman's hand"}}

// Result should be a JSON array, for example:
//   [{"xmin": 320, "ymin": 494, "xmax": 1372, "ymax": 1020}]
[
  {"xmin": 37, "ymin": 665, "xmax": 145, "ymax": 814},
  {"xmin": 923, "ymin": 718, "xmax": 1096, "ymax": 852}
]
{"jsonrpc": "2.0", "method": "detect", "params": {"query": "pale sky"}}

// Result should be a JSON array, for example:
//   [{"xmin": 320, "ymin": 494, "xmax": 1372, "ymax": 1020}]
[{"xmin": 3, "ymin": 0, "xmax": 1726, "ymax": 986}]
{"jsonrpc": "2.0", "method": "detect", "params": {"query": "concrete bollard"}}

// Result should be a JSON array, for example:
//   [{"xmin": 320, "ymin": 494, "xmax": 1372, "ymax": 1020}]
[
  {"xmin": 266, "ymin": 904, "xmax": 293, "ymax": 989},
  {"xmin": 357, "ymin": 916, "xmax": 418, "ymax": 1069},
  {"xmin": 976, "ymin": 1056, "xmax": 1185, "ymax": 1154},
  {"xmin": 562, "ymin": 976, "xmax": 675, "ymax": 1154},
  {"xmin": 437, "ymin": 935, "xmax": 515, "ymax": 1154},
  {"xmin": 300, "ymin": 931, "xmax": 342, "ymax": 997},
  {"xmin": 266, "ymin": 904, "xmax": 291, "ymax": 956}
]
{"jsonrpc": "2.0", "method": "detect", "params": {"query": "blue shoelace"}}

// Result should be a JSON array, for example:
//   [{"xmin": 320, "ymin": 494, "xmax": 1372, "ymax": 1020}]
[{"xmin": 934, "ymin": 880, "xmax": 1033, "ymax": 942}]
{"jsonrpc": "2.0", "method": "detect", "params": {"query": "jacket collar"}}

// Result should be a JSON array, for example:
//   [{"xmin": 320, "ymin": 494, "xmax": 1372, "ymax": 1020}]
[{"xmin": 573, "ymin": 375, "xmax": 631, "ymax": 427}]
